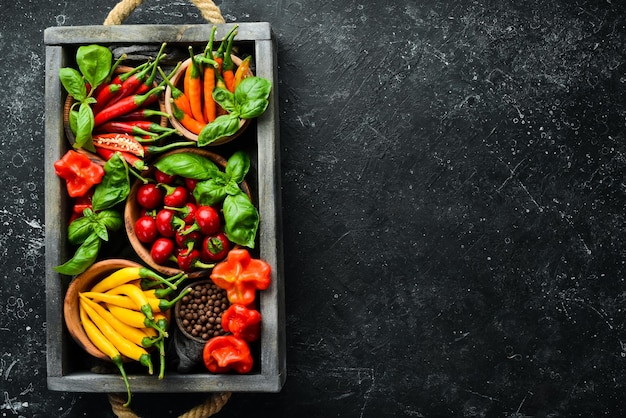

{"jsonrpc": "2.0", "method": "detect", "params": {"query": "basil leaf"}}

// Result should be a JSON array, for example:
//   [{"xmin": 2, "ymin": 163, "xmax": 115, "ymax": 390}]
[
  {"xmin": 76, "ymin": 44, "xmax": 112, "ymax": 90},
  {"xmin": 92, "ymin": 153, "xmax": 130, "ymax": 211},
  {"xmin": 238, "ymin": 98, "xmax": 269, "ymax": 119},
  {"xmin": 197, "ymin": 114, "xmax": 241, "ymax": 147},
  {"xmin": 67, "ymin": 215, "xmax": 94, "ymax": 245},
  {"xmin": 193, "ymin": 177, "xmax": 229, "ymax": 206},
  {"xmin": 59, "ymin": 67, "xmax": 87, "ymax": 102},
  {"xmin": 54, "ymin": 233, "xmax": 102, "ymax": 275},
  {"xmin": 222, "ymin": 192, "xmax": 259, "ymax": 248},
  {"xmin": 92, "ymin": 222, "xmax": 109, "ymax": 242},
  {"xmin": 97, "ymin": 209, "xmax": 123, "ymax": 232},
  {"xmin": 212, "ymin": 87, "xmax": 237, "ymax": 114},
  {"xmin": 225, "ymin": 180, "xmax": 242, "ymax": 196},
  {"xmin": 225, "ymin": 151, "xmax": 250, "ymax": 184},
  {"xmin": 69, "ymin": 109, "xmax": 79, "ymax": 135},
  {"xmin": 154, "ymin": 152, "xmax": 222, "ymax": 180},
  {"xmin": 74, "ymin": 102, "xmax": 95, "ymax": 151},
  {"xmin": 234, "ymin": 76, "xmax": 271, "ymax": 103}
]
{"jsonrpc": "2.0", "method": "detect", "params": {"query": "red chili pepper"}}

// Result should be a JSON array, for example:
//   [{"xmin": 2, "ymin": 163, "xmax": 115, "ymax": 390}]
[
  {"xmin": 132, "ymin": 43, "xmax": 167, "ymax": 97},
  {"xmin": 97, "ymin": 120, "xmax": 174, "ymax": 136},
  {"xmin": 92, "ymin": 63, "xmax": 148, "ymax": 114},
  {"xmin": 92, "ymin": 133, "xmax": 145, "ymax": 157},
  {"xmin": 114, "ymin": 108, "xmax": 170, "ymax": 121},
  {"xmin": 94, "ymin": 85, "xmax": 165, "ymax": 127},
  {"xmin": 53, "ymin": 150, "xmax": 105, "ymax": 198},
  {"xmin": 202, "ymin": 335, "xmax": 253, "ymax": 374},
  {"xmin": 210, "ymin": 248, "xmax": 271, "ymax": 306},
  {"xmin": 94, "ymin": 146, "xmax": 146, "ymax": 171},
  {"xmin": 221, "ymin": 304, "xmax": 261, "ymax": 342}
]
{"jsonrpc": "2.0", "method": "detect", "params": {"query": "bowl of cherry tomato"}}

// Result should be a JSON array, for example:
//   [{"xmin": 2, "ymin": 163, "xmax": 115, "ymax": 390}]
[{"xmin": 124, "ymin": 148, "xmax": 251, "ymax": 279}]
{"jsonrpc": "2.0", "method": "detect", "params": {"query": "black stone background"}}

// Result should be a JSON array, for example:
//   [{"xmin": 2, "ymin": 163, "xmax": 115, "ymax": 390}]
[{"xmin": 1, "ymin": 0, "xmax": 625, "ymax": 416}]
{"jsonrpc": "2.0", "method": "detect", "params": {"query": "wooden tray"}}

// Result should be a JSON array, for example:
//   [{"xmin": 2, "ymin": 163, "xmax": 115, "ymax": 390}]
[{"xmin": 44, "ymin": 23, "xmax": 285, "ymax": 393}]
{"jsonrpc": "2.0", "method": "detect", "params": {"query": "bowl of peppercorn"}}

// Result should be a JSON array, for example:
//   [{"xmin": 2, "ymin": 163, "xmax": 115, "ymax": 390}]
[{"xmin": 174, "ymin": 279, "xmax": 230, "ymax": 343}]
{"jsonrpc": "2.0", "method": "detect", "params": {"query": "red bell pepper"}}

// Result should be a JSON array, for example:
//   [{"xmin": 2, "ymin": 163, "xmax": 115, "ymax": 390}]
[
  {"xmin": 54, "ymin": 150, "xmax": 105, "ymax": 198},
  {"xmin": 210, "ymin": 249, "xmax": 271, "ymax": 306},
  {"xmin": 69, "ymin": 189, "xmax": 94, "ymax": 223},
  {"xmin": 222, "ymin": 304, "xmax": 262, "ymax": 342},
  {"xmin": 202, "ymin": 335, "xmax": 253, "ymax": 374}
]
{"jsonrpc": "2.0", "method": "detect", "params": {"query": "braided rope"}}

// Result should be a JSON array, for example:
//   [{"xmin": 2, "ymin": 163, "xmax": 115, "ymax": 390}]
[
  {"xmin": 103, "ymin": 0, "xmax": 225, "ymax": 25},
  {"xmin": 108, "ymin": 392, "xmax": 232, "ymax": 418}
]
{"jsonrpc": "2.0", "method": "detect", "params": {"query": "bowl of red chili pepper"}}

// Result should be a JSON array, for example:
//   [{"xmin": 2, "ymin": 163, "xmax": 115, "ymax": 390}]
[
  {"xmin": 63, "ymin": 64, "xmax": 170, "ymax": 164},
  {"xmin": 124, "ymin": 148, "xmax": 253, "ymax": 279}
]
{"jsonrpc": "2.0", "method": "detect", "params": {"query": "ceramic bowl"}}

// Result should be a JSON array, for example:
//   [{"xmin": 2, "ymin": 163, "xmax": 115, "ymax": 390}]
[
  {"xmin": 174, "ymin": 279, "xmax": 230, "ymax": 344},
  {"xmin": 124, "ymin": 148, "xmax": 252, "ymax": 279},
  {"xmin": 163, "ymin": 54, "xmax": 253, "ymax": 145},
  {"xmin": 63, "ymin": 259, "xmax": 143, "ymax": 361}
]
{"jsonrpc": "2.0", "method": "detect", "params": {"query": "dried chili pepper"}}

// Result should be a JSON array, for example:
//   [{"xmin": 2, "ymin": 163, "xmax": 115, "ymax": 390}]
[
  {"xmin": 210, "ymin": 248, "xmax": 271, "ymax": 306},
  {"xmin": 54, "ymin": 150, "xmax": 105, "ymax": 197},
  {"xmin": 221, "ymin": 304, "xmax": 261, "ymax": 342},
  {"xmin": 202, "ymin": 335, "xmax": 253, "ymax": 374}
]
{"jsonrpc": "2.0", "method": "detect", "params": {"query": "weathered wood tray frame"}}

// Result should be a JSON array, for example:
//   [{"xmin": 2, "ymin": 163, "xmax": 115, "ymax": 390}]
[{"xmin": 44, "ymin": 23, "xmax": 285, "ymax": 393}]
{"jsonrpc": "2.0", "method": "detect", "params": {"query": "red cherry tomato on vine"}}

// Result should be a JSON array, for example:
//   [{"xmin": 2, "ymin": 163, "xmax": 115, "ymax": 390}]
[{"xmin": 136, "ymin": 183, "xmax": 164, "ymax": 210}]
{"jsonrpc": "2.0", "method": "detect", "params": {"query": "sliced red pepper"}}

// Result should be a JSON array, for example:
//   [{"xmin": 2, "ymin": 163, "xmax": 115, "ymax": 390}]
[
  {"xmin": 210, "ymin": 248, "xmax": 271, "ymax": 306},
  {"xmin": 53, "ymin": 150, "xmax": 105, "ymax": 198},
  {"xmin": 202, "ymin": 335, "xmax": 253, "ymax": 374},
  {"xmin": 221, "ymin": 304, "xmax": 261, "ymax": 342}
]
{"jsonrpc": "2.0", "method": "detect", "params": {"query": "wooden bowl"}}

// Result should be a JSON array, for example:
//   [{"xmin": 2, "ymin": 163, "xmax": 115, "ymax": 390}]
[
  {"xmin": 63, "ymin": 259, "xmax": 143, "ymax": 361},
  {"xmin": 163, "ymin": 55, "xmax": 252, "ymax": 146},
  {"xmin": 124, "ymin": 148, "xmax": 252, "ymax": 279}
]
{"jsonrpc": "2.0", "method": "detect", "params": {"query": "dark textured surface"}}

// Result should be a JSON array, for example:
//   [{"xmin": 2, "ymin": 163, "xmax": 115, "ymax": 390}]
[{"xmin": 1, "ymin": 0, "xmax": 626, "ymax": 416}]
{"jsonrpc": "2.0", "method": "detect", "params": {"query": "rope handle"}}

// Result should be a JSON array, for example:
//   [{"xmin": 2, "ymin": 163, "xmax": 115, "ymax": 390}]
[
  {"xmin": 108, "ymin": 392, "xmax": 232, "ymax": 418},
  {"xmin": 104, "ymin": 0, "xmax": 225, "ymax": 25},
  {"xmin": 104, "ymin": 1, "xmax": 229, "ymax": 416}
]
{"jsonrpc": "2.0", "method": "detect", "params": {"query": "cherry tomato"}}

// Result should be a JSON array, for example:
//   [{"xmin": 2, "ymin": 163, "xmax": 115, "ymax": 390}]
[
  {"xmin": 194, "ymin": 205, "xmax": 221, "ymax": 235},
  {"xmin": 155, "ymin": 209, "xmax": 184, "ymax": 237},
  {"xmin": 151, "ymin": 237, "xmax": 175, "ymax": 265},
  {"xmin": 184, "ymin": 178, "xmax": 199, "ymax": 192},
  {"xmin": 136, "ymin": 183, "xmax": 164, "ymax": 210},
  {"xmin": 201, "ymin": 232, "xmax": 231, "ymax": 262},
  {"xmin": 163, "ymin": 185, "xmax": 188, "ymax": 208},
  {"xmin": 155, "ymin": 169, "xmax": 177, "ymax": 185},
  {"xmin": 134, "ymin": 215, "xmax": 158, "ymax": 243},
  {"xmin": 176, "ymin": 225, "xmax": 202, "ymax": 251}
]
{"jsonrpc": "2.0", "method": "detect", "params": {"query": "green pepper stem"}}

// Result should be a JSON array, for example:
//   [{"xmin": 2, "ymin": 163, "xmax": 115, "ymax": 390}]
[{"xmin": 112, "ymin": 356, "xmax": 132, "ymax": 407}]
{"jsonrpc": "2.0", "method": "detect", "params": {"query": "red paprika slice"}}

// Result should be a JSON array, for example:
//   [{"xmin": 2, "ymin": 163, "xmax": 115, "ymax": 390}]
[
  {"xmin": 53, "ymin": 150, "xmax": 105, "ymax": 198},
  {"xmin": 210, "ymin": 248, "xmax": 271, "ymax": 306},
  {"xmin": 202, "ymin": 335, "xmax": 253, "ymax": 374},
  {"xmin": 221, "ymin": 304, "xmax": 261, "ymax": 342}
]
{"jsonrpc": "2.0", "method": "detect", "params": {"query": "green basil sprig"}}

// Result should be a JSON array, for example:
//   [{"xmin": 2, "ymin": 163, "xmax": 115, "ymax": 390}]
[
  {"xmin": 197, "ymin": 76, "xmax": 272, "ymax": 146},
  {"xmin": 55, "ymin": 208, "xmax": 123, "ymax": 275},
  {"xmin": 59, "ymin": 44, "xmax": 112, "ymax": 151},
  {"xmin": 154, "ymin": 151, "xmax": 259, "ymax": 248}
]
